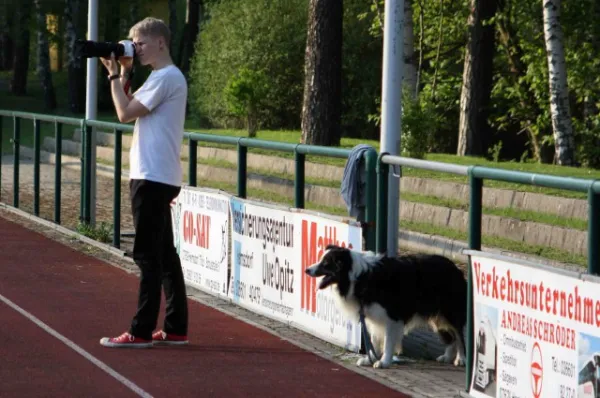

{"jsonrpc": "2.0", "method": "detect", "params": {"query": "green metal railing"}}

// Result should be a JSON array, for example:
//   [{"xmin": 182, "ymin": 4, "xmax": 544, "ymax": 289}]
[
  {"xmin": 0, "ymin": 111, "xmax": 378, "ymax": 251},
  {"xmin": 0, "ymin": 111, "xmax": 82, "ymax": 223},
  {"xmin": 85, "ymin": 120, "xmax": 134, "ymax": 248},
  {"xmin": 375, "ymin": 153, "xmax": 600, "ymax": 392},
  {"xmin": 185, "ymin": 132, "xmax": 378, "ymax": 250}
]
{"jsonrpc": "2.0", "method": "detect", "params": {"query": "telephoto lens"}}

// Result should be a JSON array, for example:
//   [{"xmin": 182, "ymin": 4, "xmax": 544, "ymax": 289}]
[{"xmin": 74, "ymin": 39, "xmax": 135, "ymax": 60}]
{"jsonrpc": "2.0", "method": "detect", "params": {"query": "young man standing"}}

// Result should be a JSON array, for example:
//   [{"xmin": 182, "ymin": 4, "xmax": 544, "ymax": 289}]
[{"xmin": 99, "ymin": 17, "xmax": 189, "ymax": 348}]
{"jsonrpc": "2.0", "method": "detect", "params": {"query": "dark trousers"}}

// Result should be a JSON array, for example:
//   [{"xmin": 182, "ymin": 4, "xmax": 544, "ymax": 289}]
[{"xmin": 128, "ymin": 179, "xmax": 188, "ymax": 339}]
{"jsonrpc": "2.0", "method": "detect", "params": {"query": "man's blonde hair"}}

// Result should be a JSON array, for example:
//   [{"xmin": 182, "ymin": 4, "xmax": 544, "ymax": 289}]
[{"xmin": 129, "ymin": 17, "xmax": 171, "ymax": 44}]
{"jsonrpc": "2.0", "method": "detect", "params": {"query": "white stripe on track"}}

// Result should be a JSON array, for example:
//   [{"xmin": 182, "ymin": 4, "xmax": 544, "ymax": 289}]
[{"xmin": 0, "ymin": 292, "xmax": 153, "ymax": 398}]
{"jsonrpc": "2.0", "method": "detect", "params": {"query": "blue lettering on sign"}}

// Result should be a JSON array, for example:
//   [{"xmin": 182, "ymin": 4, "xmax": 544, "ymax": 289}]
[{"xmin": 232, "ymin": 240, "xmax": 242, "ymax": 303}]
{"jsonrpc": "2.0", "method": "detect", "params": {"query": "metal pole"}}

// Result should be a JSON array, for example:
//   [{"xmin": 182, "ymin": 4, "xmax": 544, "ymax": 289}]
[
  {"xmin": 466, "ymin": 168, "xmax": 483, "ymax": 391},
  {"xmin": 363, "ymin": 149, "xmax": 377, "ymax": 251},
  {"xmin": 0, "ymin": 115, "xmax": 3, "ymax": 201},
  {"xmin": 376, "ymin": 154, "xmax": 389, "ymax": 254},
  {"xmin": 237, "ymin": 144, "xmax": 247, "ymax": 198},
  {"xmin": 380, "ymin": 0, "xmax": 404, "ymax": 256},
  {"xmin": 588, "ymin": 182, "xmax": 600, "ymax": 275},
  {"xmin": 33, "ymin": 119, "xmax": 40, "ymax": 216},
  {"xmin": 86, "ymin": 0, "xmax": 98, "ymax": 225},
  {"xmin": 188, "ymin": 139, "xmax": 197, "ymax": 187},
  {"xmin": 54, "ymin": 122, "xmax": 62, "ymax": 224},
  {"xmin": 294, "ymin": 150, "xmax": 305, "ymax": 209},
  {"xmin": 13, "ymin": 116, "xmax": 20, "ymax": 208},
  {"xmin": 113, "ymin": 129, "xmax": 122, "ymax": 248}
]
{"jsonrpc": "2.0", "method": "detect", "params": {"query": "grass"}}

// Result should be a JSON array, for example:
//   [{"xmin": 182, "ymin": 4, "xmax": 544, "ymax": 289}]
[
  {"xmin": 181, "ymin": 155, "xmax": 588, "ymax": 231},
  {"xmin": 190, "ymin": 176, "xmax": 588, "ymax": 268}
]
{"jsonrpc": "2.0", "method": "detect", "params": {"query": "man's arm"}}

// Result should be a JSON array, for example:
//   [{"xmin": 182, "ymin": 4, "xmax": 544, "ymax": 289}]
[
  {"xmin": 100, "ymin": 54, "xmax": 148, "ymax": 123},
  {"xmin": 109, "ymin": 77, "xmax": 149, "ymax": 123}
]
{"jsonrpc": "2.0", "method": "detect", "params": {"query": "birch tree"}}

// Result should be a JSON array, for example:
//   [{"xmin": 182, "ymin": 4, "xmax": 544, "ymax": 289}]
[
  {"xmin": 35, "ymin": 0, "xmax": 56, "ymax": 110},
  {"xmin": 542, "ymin": 0, "xmax": 574, "ymax": 165}
]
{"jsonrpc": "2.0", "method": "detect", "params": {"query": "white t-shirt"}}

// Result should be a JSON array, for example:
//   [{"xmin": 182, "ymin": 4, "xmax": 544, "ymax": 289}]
[{"xmin": 130, "ymin": 64, "xmax": 187, "ymax": 187}]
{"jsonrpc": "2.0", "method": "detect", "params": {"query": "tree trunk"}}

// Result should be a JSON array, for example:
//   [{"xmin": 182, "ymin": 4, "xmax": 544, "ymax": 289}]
[
  {"xmin": 168, "ymin": 0, "xmax": 177, "ymax": 56},
  {"xmin": 180, "ymin": 0, "xmax": 202, "ymax": 77},
  {"xmin": 301, "ymin": 0, "xmax": 343, "ymax": 146},
  {"xmin": 35, "ymin": 0, "xmax": 57, "ymax": 110},
  {"xmin": 10, "ymin": 0, "xmax": 33, "ymax": 95},
  {"xmin": 542, "ymin": 0, "xmax": 574, "ymax": 166},
  {"xmin": 403, "ymin": 0, "xmax": 418, "ymax": 98},
  {"xmin": 0, "ymin": 2, "xmax": 14, "ymax": 71},
  {"xmin": 64, "ymin": 0, "xmax": 86, "ymax": 114},
  {"xmin": 456, "ymin": 0, "xmax": 497, "ymax": 156},
  {"xmin": 496, "ymin": 0, "xmax": 542, "ymax": 162}
]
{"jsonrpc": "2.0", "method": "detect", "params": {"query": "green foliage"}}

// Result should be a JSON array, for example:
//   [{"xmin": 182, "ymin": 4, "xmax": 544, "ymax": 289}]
[
  {"xmin": 223, "ymin": 67, "xmax": 268, "ymax": 137},
  {"xmin": 76, "ymin": 222, "xmax": 112, "ymax": 244},
  {"xmin": 189, "ymin": 0, "xmax": 307, "ymax": 130},
  {"xmin": 400, "ymin": 91, "xmax": 441, "ymax": 159}
]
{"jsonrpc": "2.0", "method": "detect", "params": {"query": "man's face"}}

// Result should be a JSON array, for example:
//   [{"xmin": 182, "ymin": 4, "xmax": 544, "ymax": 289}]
[{"xmin": 132, "ymin": 34, "xmax": 163, "ymax": 66}]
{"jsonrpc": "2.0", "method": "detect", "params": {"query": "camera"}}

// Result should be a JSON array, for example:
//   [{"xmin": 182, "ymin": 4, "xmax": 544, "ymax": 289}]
[{"xmin": 74, "ymin": 39, "xmax": 136, "ymax": 60}]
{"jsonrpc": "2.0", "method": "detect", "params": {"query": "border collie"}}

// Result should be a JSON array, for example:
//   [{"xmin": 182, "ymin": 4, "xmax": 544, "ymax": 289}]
[{"xmin": 305, "ymin": 245, "xmax": 467, "ymax": 369}]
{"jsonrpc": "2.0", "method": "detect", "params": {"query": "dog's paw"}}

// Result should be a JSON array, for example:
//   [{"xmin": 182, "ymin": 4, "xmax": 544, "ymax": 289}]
[
  {"xmin": 454, "ymin": 356, "xmax": 466, "ymax": 367},
  {"xmin": 356, "ymin": 356, "xmax": 372, "ymax": 367},
  {"xmin": 373, "ymin": 359, "xmax": 392, "ymax": 369},
  {"xmin": 436, "ymin": 354, "xmax": 453, "ymax": 364}
]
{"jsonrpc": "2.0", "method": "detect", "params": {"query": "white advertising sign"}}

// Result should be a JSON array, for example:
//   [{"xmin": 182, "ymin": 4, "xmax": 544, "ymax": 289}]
[
  {"xmin": 228, "ymin": 198, "xmax": 363, "ymax": 352},
  {"xmin": 293, "ymin": 210, "xmax": 363, "ymax": 352},
  {"xmin": 468, "ymin": 253, "xmax": 600, "ymax": 398},
  {"xmin": 228, "ymin": 198, "xmax": 296, "ymax": 322},
  {"xmin": 172, "ymin": 187, "xmax": 230, "ymax": 297}
]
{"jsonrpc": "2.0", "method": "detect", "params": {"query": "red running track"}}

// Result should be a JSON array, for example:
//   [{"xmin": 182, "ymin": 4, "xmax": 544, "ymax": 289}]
[{"xmin": 0, "ymin": 216, "xmax": 408, "ymax": 398}]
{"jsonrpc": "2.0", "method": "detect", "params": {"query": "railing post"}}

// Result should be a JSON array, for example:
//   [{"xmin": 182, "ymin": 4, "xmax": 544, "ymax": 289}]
[
  {"xmin": 13, "ymin": 116, "xmax": 20, "ymax": 208},
  {"xmin": 79, "ymin": 121, "xmax": 85, "ymax": 222},
  {"xmin": 294, "ymin": 148, "xmax": 305, "ymax": 209},
  {"xmin": 376, "ymin": 153, "xmax": 389, "ymax": 254},
  {"xmin": 54, "ymin": 121, "xmax": 62, "ymax": 224},
  {"xmin": 363, "ymin": 149, "xmax": 377, "ymax": 251},
  {"xmin": 83, "ymin": 123, "xmax": 92, "ymax": 223},
  {"xmin": 113, "ymin": 129, "xmax": 122, "ymax": 249},
  {"xmin": 237, "ymin": 142, "xmax": 247, "ymax": 198},
  {"xmin": 588, "ymin": 182, "xmax": 600, "ymax": 275},
  {"xmin": 0, "ymin": 115, "xmax": 3, "ymax": 201},
  {"xmin": 466, "ymin": 166, "xmax": 482, "ymax": 391},
  {"xmin": 188, "ymin": 138, "xmax": 197, "ymax": 187},
  {"xmin": 33, "ymin": 119, "xmax": 40, "ymax": 216}
]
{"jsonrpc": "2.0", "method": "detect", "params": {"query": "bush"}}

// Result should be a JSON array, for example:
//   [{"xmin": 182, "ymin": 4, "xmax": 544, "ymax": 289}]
[{"xmin": 188, "ymin": 0, "xmax": 307, "ymax": 130}]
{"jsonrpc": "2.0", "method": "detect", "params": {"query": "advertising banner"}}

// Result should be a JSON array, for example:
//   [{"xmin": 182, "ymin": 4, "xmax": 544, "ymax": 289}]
[
  {"xmin": 228, "ymin": 199, "xmax": 363, "ymax": 352},
  {"xmin": 468, "ymin": 252, "xmax": 600, "ymax": 398},
  {"xmin": 172, "ymin": 187, "xmax": 230, "ymax": 298},
  {"xmin": 293, "ymin": 210, "xmax": 363, "ymax": 352},
  {"xmin": 228, "ymin": 198, "xmax": 296, "ymax": 322}
]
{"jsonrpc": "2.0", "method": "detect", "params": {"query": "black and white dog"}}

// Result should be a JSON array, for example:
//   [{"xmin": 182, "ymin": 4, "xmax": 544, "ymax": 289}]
[{"xmin": 305, "ymin": 245, "xmax": 467, "ymax": 369}]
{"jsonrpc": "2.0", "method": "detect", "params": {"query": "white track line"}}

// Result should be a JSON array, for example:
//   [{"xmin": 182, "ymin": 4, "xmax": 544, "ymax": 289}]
[{"xmin": 0, "ymin": 292, "xmax": 153, "ymax": 398}]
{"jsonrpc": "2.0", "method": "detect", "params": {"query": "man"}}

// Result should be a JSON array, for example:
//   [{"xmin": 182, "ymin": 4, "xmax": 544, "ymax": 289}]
[{"xmin": 99, "ymin": 17, "xmax": 189, "ymax": 348}]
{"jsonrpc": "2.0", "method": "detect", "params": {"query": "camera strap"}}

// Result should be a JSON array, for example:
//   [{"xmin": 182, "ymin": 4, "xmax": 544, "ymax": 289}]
[{"xmin": 123, "ymin": 68, "xmax": 134, "ymax": 95}]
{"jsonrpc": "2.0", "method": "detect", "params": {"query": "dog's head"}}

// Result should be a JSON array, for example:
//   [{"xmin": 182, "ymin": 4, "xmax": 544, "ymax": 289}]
[{"xmin": 304, "ymin": 245, "xmax": 354, "ymax": 290}]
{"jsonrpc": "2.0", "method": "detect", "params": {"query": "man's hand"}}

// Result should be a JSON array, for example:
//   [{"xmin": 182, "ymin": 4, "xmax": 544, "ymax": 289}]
[
  {"xmin": 101, "ymin": 52, "xmax": 149, "ymax": 123},
  {"xmin": 100, "ymin": 53, "xmax": 120, "ymax": 76},
  {"xmin": 119, "ymin": 57, "xmax": 134, "ymax": 72}
]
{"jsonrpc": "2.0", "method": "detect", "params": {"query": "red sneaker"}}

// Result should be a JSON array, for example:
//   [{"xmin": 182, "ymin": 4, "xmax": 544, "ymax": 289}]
[
  {"xmin": 100, "ymin": 332, "xmax": 153, "ymax": 348},
  {"xmin": 152, "ymin": 330, "xmax": 188, "ymax": 346}
]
